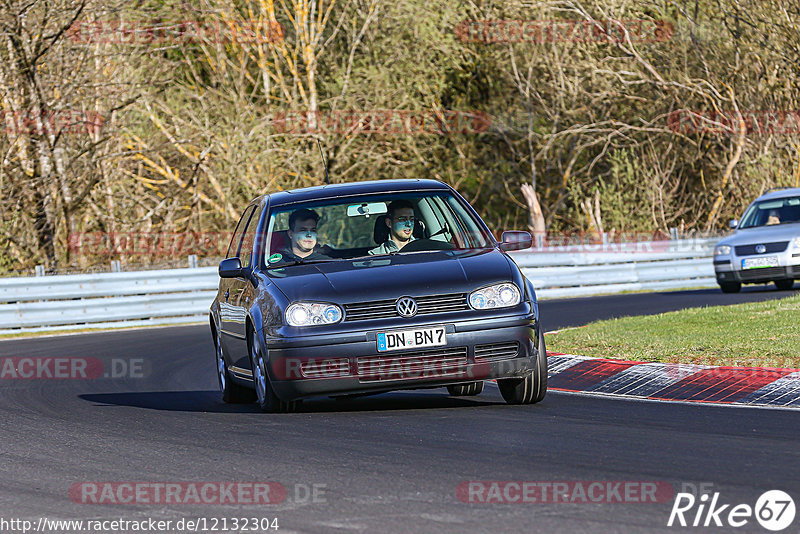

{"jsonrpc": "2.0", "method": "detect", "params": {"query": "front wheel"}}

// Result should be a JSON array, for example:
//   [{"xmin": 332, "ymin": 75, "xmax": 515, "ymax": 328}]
[
  {"xmin": 774, "ymin": 279, "xmax": 795, "ymax": 291},
  {"xmin": 215, "ymin": 331, "xmax": 255, "ymax": 403},
  {"xmin": 447, "ymin": 381, "xmax": 484, "ymax": 397},
  {"xmin": 250, "ymin": 331, "xmax": 300, "ymax": 413},
  {"xmin": 719, "ymin": 281, "xmax": 742, "ymax": 294},
  {"xmin": 498, "ymin": 329, "xmax": 547, "ymax": 405}
]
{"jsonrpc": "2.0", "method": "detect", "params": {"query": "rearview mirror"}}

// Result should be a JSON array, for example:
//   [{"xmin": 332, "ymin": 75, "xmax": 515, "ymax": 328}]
[
  {"xmin": 729, "ymin": 219, "xmax": 739, "ymax": 229},
  {"xmin": 347, "ymin": 202, "xmax": 387, "ymax": 218},
  {"xmin": 499, "ymin": 231, "xmax": 532, "ymax": 251},
  {"xmin": 219, "ymin": 257, "xmax": 244, "ymax": 278}
]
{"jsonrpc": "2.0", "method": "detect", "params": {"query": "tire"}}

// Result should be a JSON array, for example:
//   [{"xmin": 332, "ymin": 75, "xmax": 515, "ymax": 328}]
[
  {"xmin": 447, "ymin": 381, "xmax": 484, "ymax": 397},
  {"xmin": 774, "ymin": 279, "xmax": 795, "ymax": 291},
  {"xmin": 719, "ymin": 281, "xmax": 742, "ymax": 294},
  {"xmin": 214, "ymin": 329, "xmax": 255, "ymax": 403},
  {"xmin": 249, "ymin": 329, "xmax": 300, "ymax": 413},
  {"xmin": 498, "ymin": 329, "xmax": 547, "ymax": 405}
]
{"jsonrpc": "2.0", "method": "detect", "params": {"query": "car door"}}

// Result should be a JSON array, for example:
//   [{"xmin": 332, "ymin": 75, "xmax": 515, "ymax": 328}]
[
  {"xmin": 228, "ymin": 203, "xmax": 264, "ymax": 371},
  {"xmin": 219, "ymin": 204, "xmax": 255, "ymax": 361}
]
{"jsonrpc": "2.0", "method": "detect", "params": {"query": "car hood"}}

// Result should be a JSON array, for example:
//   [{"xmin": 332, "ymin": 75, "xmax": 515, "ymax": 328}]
[
  {"xmin": 717, "ymin": 222, "xmax": 800, "ymax": 247},
  {"xmin": 266, "ymin": 249, "xmax": 514, "ymax": 304}
]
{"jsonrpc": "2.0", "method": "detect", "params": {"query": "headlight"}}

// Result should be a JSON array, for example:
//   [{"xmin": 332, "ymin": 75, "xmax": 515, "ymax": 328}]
[
  {"xmin": 793, "ymin": 237, "xmax": 800, "ymax": 249},
  {"xmin": 714, "ymin": 245, "xmax": 732, "ymax": 256},
  {"xmin": 469, "ymin": 283, "xmax": 521, "ymax": 310},
  {"xmin": 285, "ymin": 302, "xmax": 342, "ymax": 326}
]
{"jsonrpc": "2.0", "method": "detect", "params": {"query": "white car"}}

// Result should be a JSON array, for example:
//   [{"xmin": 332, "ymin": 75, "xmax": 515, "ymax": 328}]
[{"xmin": 713, "ymin": 187, "xmax": 800, "ymax": 293}]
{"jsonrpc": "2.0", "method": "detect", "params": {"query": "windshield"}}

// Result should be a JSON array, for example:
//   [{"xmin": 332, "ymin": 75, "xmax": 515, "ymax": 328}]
[
  {"xmin": 262, "ymin": 191, "xmax": 494, "ymax": 268},
  {"xmin": 738, "ymin": 196, "xmax": 800, "ymax": 228}
]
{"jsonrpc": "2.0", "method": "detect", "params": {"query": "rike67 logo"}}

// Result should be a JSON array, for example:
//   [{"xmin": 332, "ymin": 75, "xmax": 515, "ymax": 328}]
[{"xmin": 668, "ymin": 489, "xmax": 795, "ymax": 531}]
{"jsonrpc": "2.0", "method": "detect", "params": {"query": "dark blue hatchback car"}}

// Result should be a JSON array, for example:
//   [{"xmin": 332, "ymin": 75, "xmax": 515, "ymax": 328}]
[{"xmin": 210, "ymin": 179, "xmax": 547, "ymax": 412}]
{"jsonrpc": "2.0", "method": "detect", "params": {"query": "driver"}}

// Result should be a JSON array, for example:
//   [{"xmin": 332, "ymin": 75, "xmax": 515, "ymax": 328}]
[
  {"xmin": 369, "ymin": 200, "xmax": 416, "ymax": 255},
  {"xmin": 276, "ymin": 208, "xmax": 331, "ymax": 262},
  {"xmin": 766, "ymin": 209, "xmax": 781, "ymax": 226}
]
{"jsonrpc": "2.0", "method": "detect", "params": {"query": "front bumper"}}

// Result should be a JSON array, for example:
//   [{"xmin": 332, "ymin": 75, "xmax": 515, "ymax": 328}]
[
  {"xmin": 262, "ymin": 314, "xmax": 539, "ymax": 401},
  {"xmin": 714, "ymin": 253, "xmax": 800, "ymax": 283}
]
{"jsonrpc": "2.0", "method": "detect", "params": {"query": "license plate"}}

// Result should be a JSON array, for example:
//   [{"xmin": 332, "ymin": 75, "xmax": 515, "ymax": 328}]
[
  {"xmin": 377, "ymin": 326, "xmax": 446, "ymax": 352},
  {"xmin": 742, "ymin": 256, "xmax": 779, "ymax": 269}
]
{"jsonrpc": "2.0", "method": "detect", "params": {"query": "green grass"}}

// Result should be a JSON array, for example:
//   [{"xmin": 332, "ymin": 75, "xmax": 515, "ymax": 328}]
[
  {"xmin": 547, "ymin": 294, "xmax": 800, "ymax": 368},
  {"xmin": 542, "ymin": 284, "xmax": 717, "ymax": 300}
]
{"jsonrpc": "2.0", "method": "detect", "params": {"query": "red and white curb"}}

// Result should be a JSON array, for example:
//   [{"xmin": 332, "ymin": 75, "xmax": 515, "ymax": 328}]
[{"xmin": 546, "ymin": 353, "xmax": 800, "ymax": 408}]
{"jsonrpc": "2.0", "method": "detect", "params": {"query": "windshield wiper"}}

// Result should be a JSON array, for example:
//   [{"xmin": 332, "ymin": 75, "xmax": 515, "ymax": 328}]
[
  {"xmin": 267, "ymin": 258, "xmax": 337, "ymax": 268},
  {"xmin": 347, "ymin": 252, "xmax": 395, "ymax": 260}
]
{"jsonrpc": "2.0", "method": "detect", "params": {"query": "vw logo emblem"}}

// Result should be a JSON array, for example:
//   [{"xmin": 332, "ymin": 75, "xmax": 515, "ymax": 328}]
[
  {"xmin": 396, "ymin": 297, "xmax": 418, "ymax": 318},
  {"xmin": 755, "ymin": 244, "xmax": 766, "ymax": 254}
]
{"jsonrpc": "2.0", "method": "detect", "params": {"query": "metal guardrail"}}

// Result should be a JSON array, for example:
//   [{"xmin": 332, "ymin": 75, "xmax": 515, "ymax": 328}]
[
  {"xmin": 510, "ymin": 238, "xmax": 717, "ymax": 299},
  {"xmin": 0, "ymin": 267, "xmax": 218, "ymax": 334},
  {"xmin": 0, "ymin": 239, "xmax": 718, "ymax": 333}
]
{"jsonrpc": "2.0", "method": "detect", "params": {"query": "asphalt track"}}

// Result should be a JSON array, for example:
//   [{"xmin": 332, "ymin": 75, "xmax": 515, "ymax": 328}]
[{"xmin": 1, "ymin": 286, "xmax": 799, "ymax": 534}]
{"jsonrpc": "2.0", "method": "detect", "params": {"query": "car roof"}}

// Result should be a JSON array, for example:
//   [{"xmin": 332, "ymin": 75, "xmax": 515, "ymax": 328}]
[
  {"xmin": 256, "ymin": 179, "xmax": 452, "ymax": 208},
  {"xmin": 756, "ymin": 187, "xmax": 800, "ymax": 201}
]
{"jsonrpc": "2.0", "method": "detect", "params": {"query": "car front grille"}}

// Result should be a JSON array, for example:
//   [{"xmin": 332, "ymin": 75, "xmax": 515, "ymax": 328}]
[
  {"xmin": 735, "ymin": 242, "xmax": 789, "ymax": 256},
  {"xmin": 792, "ymin": 265, "xmax": 800, "ymax": 275},
  {"xmin": 474, "ymin": 342, "xmax": 520, "ymax": 361},
  {"xmin": 344, "ymin": 293, "xmax": 470, "ymax": 322},
  {"xmin": 357, "ymin": 346, "xmax": 468, "ymax": 381},
  {"xmin": 739, "ymin": 267, "xmax": 785, "ymax": 280}
]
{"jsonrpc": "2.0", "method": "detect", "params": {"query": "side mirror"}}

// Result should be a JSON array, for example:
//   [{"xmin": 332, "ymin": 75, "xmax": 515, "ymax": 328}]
[
  {"xmin": 729, "ymin": 219, "xmax": 739, "ymax": 229},
  {"xmin": 219, "ymin": 257, "xmax": 244, "ymax": 278},
  {"xmin": 500, "ymin": 231, "xmax": 532, "ymax": 252}
]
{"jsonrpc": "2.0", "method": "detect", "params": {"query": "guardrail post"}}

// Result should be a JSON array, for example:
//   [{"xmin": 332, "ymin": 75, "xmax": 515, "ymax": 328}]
[
  {"xmin": 35, "ymin": 265, "xmax": 45, "ymax": 277},
  {"xmin": 188, "ymin": 255, "xmax": 198, "ymax": 269},
  {"xmin": 110, "ymin": 260, "xmax": 121, "ymax": 272}
]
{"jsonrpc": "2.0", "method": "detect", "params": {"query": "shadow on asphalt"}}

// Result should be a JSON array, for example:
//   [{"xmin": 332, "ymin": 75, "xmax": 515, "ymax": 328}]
[
  {"xmin": 79, "ymin": 391, "xmax": 260, "ymax": 413},
  {"xmin": 78, "ymin": 390, "xmax": 506, "ymax": 413}
]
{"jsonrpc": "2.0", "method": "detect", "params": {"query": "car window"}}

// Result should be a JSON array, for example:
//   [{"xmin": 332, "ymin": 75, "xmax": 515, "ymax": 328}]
[
  {"xmin": 739, "ymin": 196, "xmax": 800, "ymax": 228},
  {"xmin": 226, "ymin": 205, "xmax": 256, "ymax": 258},
  {"xmin": 239, "ymin": 204, "xmax": 264, "ymax": 268},
  {"xmin": 444, "ymin": 194, "xmax": 487, "ymax": 248},
  {"xmin": 263, "ymin": 192, "xmax": 493, "ymax": 267},
  {"xmin": 271, "ymin": 204, "xmax": 377, "ymax": 250},
  {"xmin": 419, "ymin": 195, "xmax": 462, "ymax": 247}
]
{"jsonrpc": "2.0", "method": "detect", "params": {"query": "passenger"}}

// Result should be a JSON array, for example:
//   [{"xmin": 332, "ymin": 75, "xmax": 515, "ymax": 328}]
[
  {"xmin": 277, "ymin": 208, "xmax": 330, "ymax": 262},
  {"xmin": 369, "ymin": 200, "xmax": 416, "ymax": 255},
  {"xmin": 766, "ymin": 209, "xmax": 781, "ymax": 226}
]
